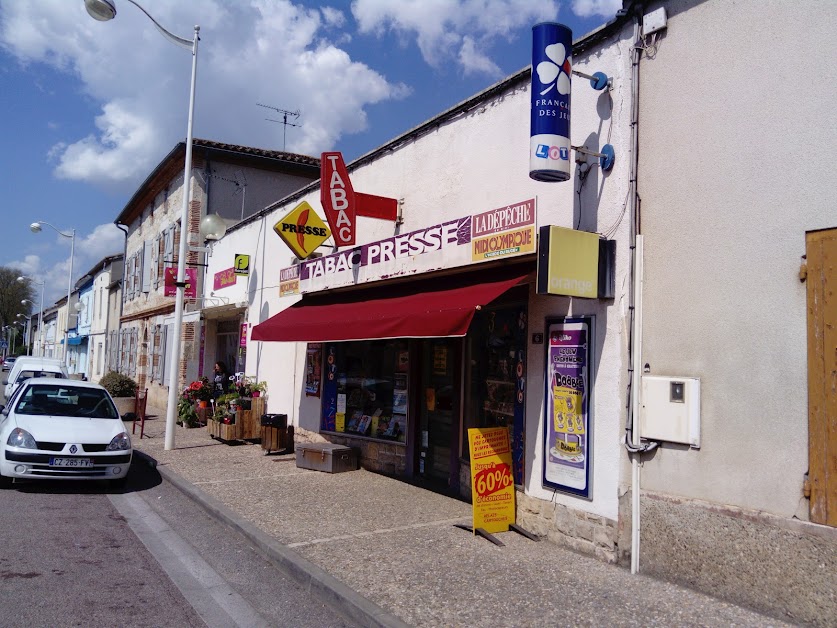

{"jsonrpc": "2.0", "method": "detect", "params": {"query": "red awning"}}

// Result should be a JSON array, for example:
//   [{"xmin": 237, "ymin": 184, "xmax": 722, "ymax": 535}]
[{"xmin": 251, "ymin": 267, "xmax": 530, "ymax": 342}]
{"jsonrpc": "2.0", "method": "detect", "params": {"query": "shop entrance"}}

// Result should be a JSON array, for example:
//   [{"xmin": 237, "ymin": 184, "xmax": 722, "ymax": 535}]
[{"xmin": 419, "ymin": 338, "xmax": 461, "ymax": 490}]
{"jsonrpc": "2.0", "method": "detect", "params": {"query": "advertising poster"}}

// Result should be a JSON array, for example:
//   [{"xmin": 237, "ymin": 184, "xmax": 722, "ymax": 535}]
[
  {"xmin": 305, "ymin": 343, "xmax": 322, "ymax": 397},
  {"xmin": 322, "ymin": 345, "xmax": 338, "ymax": 431},
  {"xmin": 164, "ymin": 267, "xmax": 197, "ymax": 298},
  {"xmin": 543, "ymin": 317, "xmax": 592, "ymax": 498},
  {"xmin": 468, "ymin": 427, "xmax": 516, "ymax": 534}
]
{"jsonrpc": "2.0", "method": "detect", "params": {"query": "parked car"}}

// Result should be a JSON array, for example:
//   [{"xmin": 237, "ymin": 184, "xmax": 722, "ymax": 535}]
[
  {"xmin": 2, "ymin": 356, "xmax": 16, "ymax": 371},
  {"xmin": 0, "ymin": 378, "xmax": 131, "ymax": 488},
  {"xmin": 3, "ymin": 357, "xmax": 68, "ymax": 399},
  {"xmin": 4, "ymin": 365, "xmax": 68, "ymax": 401}
]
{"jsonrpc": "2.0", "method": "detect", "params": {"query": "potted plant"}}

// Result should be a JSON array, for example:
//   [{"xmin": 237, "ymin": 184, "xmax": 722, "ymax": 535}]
[
  {"xmin": 251, "ymin": 381, "xmax": 268, "ymax": 398},
  {"xmin": 100, "ymin": 371, "xmax": 139, "ymax": 417},
  {"xmin": 185, "ymin": 377, "xmax": 213, "ymax": 408},
  {"xmin": 235, "ymin": 377, "xmax": 254, "ymax": 409},
  {"xmin": 177, "ymin": 397, "xmax": 200, "ymax": 428}
]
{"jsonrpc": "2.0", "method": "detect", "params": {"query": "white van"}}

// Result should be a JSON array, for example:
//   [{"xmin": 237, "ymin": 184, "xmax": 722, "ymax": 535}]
[{"xmin": 3, "ymin": 357, "xmax": 69, "ymax": 400}]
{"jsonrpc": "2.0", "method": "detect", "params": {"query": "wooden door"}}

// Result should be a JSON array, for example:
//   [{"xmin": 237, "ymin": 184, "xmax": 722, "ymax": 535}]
[{"xmin": 807, "ymin": 228, "xmax": 837, "ymax": 526}]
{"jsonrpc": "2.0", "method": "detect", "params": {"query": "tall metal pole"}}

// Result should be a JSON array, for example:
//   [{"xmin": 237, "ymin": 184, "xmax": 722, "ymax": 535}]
[
  {"xmin": 37, "ymin": 281, "xmax": 44, "ymax": 357},
  {"xmin": 64, "ymin": 230, "xmax": 75, "ymax": 368},
  {"xmin": 165, "ymin": 26, "xmax": 200, "ymax": 451}
]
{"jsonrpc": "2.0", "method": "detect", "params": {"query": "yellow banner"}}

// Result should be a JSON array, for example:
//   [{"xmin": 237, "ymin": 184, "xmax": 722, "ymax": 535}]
[{"xmin": 468, "ymin": 427, "xmax": 516, "ymax": 534}]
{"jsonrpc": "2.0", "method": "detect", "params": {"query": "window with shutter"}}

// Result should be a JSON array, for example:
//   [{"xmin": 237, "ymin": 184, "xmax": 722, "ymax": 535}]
[
  {"xmin": 142, "ymin": 240, "xmax": 152, "ymax": 292},
  {"xmin": 153, "ymin": 235, "xmax": 162, "ymax": 289},
  {"xmin": 161, "ymin": 324, "xmax": 171, "ymax": 382}
]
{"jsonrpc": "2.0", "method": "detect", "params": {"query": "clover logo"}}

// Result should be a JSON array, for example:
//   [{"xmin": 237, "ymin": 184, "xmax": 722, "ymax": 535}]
[{"xmin": 536, "ymin": 42, "xmax": 572, "ymax": 96}]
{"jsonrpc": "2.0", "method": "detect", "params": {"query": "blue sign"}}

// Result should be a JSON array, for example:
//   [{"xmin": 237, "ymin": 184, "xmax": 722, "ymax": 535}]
[
  {"xmin": 0, "ymin": 340, "xmax": 7, "ymax": 349},
  {"xmin": 530, "ymin": 22, "xmax": 573, "ymax": 182}
]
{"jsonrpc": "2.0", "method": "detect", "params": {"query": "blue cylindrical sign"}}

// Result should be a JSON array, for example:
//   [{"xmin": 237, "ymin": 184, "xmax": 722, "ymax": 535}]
[{"xmin": 530, "ymin": 22, "xmax": 572, "ymax": 182}]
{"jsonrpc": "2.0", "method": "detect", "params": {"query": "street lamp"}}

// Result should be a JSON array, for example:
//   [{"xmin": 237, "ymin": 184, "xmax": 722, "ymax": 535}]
[
  {"xmin": 30, "ymin": 222, "xmax": 75, "ymax": 367},
  {"xmin": 16, "ymin": 310, "xmax": 32, "ymax": 356},
  {"xmin": 17, "ymin": 276, "xmax": 45, "ymax": 356},
  {"xmin": 86, "ymin": 0, "xmax": 201, "ymax": 451}
]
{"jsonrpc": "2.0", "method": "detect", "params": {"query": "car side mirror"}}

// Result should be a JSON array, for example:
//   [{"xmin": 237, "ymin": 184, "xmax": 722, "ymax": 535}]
[
  {"xmin": 0, "ymin": 405, "xmax": 5, "ymax": 415},
  {"xmin": 2, "ymin": 380, "xmax": 7, "ymax": 386}
]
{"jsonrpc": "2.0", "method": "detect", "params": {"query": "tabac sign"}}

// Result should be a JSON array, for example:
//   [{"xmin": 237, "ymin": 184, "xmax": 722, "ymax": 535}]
[
  {"xmin": 320, "ymin": 152, "xmax": 398, "ymax": 247},
  {"xmin": 273, "ymin": 201, "xmax": 331, "ymax": 259}
]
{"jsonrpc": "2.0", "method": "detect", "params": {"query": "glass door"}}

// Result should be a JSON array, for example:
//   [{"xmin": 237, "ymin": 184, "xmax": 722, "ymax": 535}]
[{"xmin": 419, "ymin": 338, "xmax": 460, "ymax": 487}]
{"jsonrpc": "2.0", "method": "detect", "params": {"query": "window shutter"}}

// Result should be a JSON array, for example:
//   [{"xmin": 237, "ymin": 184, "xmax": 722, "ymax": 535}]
[
  {"xmin": 142, "ymin": 240, "xmax": 152, "ymax": 293},
  {"xmin": 152, "ymin": 235, "xmax": 161, "ymax": 289},
  {"xmin": 161, "ymin": 324, "xmax": 171, "ymax": 382}
]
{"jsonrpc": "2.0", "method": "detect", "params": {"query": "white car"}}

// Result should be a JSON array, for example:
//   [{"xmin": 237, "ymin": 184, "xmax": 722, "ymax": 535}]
[
  {"xmin": 3, "ymin": 357, "xmax": 68, "ymax": 399},
  {"xmin": 0, "ymin": 378, "xmax": 132, "ymax": 488},
  {"xmin": 4, "ymin": 364, "xmax": 68, "ymax": 401}
]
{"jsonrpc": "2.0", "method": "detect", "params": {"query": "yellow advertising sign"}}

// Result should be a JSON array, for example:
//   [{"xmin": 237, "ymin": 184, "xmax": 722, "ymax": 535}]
[
  {"xmin": 468, "ymin": 427, "xmax": 516, "ymax": 534},
  {"xmin": 471, "ymin": 226, "xmax": 536, "ymax": 262},
  {"xmin": 537, "ymin": 225, "xmax": 600, "ymax": 298},
  {"xmin": 273, "ymin": 201, "xmax": 331, "ymax": 259},
  {"xmin": 234, "ymin": 254, "xmax": 250, "ymax": 275}
]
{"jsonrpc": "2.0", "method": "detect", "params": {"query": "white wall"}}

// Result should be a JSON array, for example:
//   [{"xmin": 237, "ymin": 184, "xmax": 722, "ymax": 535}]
[{"xmin": 636, "ymin": 0, "xmax": 837, "ymax": 518}]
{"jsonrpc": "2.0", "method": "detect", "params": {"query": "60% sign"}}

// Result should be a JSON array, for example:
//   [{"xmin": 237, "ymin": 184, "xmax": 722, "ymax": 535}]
[{"xmin": 474, "ymin": 462, "xmax": 513, "ymax": 498}]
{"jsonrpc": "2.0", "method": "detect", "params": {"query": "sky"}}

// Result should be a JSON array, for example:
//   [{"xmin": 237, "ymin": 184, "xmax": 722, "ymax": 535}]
[{"xmin": 0, "ymin": 0, "xmax": 620, "ymax": 307}]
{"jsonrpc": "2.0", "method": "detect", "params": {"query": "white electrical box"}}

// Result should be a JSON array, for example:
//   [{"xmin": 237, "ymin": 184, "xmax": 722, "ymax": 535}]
[
  {"xmin": 642, "ymin": 7, "xmax": 667, "ymax": 36},
  {"xmin": 639, "ymin": 376, "xmax": 700, "ymax": 448}
]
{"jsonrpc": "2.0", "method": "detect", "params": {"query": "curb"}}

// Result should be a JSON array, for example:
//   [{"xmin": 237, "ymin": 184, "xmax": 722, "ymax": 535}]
[{"xmin": 133, "ymin": 452, "xmax": 409, "ymax": 628}]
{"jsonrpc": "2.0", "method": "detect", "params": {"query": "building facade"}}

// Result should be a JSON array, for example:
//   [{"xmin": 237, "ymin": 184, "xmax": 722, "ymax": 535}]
[
  {"xmin": 115, "ymin": 139, "xmax": 319, "ymax": 408},
  {"xmin": 199, "ymin": 1, "xmax": 836, "ymax": 622}
]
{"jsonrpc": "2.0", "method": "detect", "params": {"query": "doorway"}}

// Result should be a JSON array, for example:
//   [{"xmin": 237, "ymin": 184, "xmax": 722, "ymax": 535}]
[{"xmin": 418, "ymin": 338, "xmax": 461, "ymax": 491}]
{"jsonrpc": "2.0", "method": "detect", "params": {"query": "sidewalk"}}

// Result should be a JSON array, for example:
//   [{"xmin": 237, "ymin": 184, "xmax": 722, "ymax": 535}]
[{"xmin": 127, "ymin": 408, "xmax": 796, "ymax": 628}]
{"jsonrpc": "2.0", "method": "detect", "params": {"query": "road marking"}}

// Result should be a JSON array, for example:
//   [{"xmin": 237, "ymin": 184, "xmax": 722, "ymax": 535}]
[
  {"xmin": 287, "ymin": 517, "xmax": 472, "ymax": 548},
  {"xmin": 109, "ymin": 492, "xmax": 268, "ymax": 628}
]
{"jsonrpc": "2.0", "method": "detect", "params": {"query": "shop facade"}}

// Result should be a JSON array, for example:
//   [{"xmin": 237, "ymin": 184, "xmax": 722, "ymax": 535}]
[{"xmin": 206, "ymin": 22, "xmax": 632, "ymax": 561}]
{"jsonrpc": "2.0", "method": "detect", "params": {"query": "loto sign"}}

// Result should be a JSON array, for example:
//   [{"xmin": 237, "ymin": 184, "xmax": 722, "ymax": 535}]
[{"xmin": 320, "ymin": 152, "xmax": 398, "ymax": 247}]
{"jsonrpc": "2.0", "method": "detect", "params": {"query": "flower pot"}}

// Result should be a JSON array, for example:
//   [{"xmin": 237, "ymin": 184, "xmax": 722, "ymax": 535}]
[
  {"xmin": 252, "ymin": 391, "xmax": 261, "ymax": 398},
  {"xmin": 198, "ymin": 400, "xmax": 208, "ymax": 409},
  {"xmin": 239, "ymin": 397, "xmax": 252, "ymax": 410}
]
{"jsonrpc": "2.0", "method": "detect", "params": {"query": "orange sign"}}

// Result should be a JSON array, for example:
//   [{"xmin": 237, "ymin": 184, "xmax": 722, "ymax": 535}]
[{"xmin": 273, "ymin": 201, "xmax": 331, "ymax": 259}]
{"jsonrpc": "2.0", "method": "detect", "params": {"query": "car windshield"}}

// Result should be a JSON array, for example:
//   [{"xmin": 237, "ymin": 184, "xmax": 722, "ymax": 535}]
[
  {"xmin": 14, "ymin": 384, "xmax": 119, "ymax": 419},
  {"xmin": 15, "ymin": 370, "xmax": 65, "ymax": 383}
]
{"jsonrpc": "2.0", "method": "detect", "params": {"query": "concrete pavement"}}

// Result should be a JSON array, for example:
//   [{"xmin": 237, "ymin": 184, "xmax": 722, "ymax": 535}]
[{"xmin": 127, "ymin": 408, "xmax": 799, "ymax": 627}]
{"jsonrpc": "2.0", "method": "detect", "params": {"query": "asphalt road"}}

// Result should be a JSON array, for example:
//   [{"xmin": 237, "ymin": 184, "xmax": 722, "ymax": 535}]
[{"xmin": 0, "ymin": 374, "xmax": 358, "ymax": 628}]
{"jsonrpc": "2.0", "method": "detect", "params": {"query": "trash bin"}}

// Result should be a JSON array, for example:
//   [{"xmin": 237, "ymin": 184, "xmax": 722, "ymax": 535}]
[{"xmin": 260, "ymin": 414, "xmax": 293, "ymax": 454}]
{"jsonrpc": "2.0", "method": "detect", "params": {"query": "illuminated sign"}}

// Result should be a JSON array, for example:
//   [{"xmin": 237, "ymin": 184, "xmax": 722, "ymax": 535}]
[
  {"xmin": 530, "ymin": 22, "xmax": 573, "ymax": 182},
  {"xmin": 320, "ymin": 152, "xmax": 356, "ymax": 246},
  {"xmin": 273, "ymin": 201, "xmax": 331, "ymax": 259},
  {"xmin": 536, "ymin": 226, "xmax": 600, "ymax": 299}
]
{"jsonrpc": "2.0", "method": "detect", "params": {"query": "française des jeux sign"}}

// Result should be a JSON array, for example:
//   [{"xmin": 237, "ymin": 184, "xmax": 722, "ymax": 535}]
[{"xmin": 280, "ymin": 199, "xmax": 536, "ymax": 295}]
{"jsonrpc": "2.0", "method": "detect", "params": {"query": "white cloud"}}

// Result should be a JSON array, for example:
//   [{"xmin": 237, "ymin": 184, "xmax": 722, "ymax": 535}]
[
  {"xmin": 0, "ymin": 0, "xmax": 408, "ymax": 189},
  {"xmin": 7, "ymin": 224, "xmax": 124, "ymax": 306},
  {"xmin": 572, "ymin": 0, "xmax": 622, "ymax": 18},
  {"xmin": 351, "ymin": 0, "xmax": 559, "ymax": 75}
]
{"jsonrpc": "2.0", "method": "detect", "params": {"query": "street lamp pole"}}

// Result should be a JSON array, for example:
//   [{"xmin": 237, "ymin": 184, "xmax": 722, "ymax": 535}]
[
  {"xmin": 17, "ymin": 277, "xmax": 45, "ymax": 356},
  {"xmin": 86, "ymin": 0, "xmax": 200, "ymax": 450},
  {"xmin": 29, "ymin": 222, "xmax": 74, "ymax": 367}
]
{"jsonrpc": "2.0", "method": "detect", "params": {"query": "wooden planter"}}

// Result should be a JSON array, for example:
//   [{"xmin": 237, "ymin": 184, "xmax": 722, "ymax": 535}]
[
  {"xmin": 207, "ymin": 419, "xmax": 241, "ymax": 441},
  {"xmin": 236, "ymin": 397, "xmax": 266, "ymax": 440}
]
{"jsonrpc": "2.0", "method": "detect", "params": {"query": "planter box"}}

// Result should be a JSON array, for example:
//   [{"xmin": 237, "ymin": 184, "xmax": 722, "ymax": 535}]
[
  {"xmin": 208, "ymin": 420, "xmax": 241, "ymax": 441},
  {"xmin": 236, "ymin": 397, "xmax": 265, "ymax": 440}
]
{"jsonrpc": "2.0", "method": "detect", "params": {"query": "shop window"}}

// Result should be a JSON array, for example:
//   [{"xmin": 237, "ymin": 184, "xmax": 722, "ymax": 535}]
[{"xmin": 321, "ymin": 339, "xmax": 409, "ymax": 443}]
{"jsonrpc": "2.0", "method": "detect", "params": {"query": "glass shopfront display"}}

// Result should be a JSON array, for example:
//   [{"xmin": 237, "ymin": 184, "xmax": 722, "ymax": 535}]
[{"xmin": 321, "ymin": 339, "xmax": 409, "ymax": 443}]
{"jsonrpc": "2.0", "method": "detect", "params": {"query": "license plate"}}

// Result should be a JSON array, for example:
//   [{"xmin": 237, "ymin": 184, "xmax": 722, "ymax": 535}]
[{"xmin": 50, "ymin": 457, "xmax": 94, "ymax": 468}]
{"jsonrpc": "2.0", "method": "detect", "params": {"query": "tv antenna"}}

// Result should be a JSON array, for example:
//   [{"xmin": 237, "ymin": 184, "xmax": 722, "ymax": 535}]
[{"xmin": 257, "ymin": 103, "xmax": 301, "ymax": 151}]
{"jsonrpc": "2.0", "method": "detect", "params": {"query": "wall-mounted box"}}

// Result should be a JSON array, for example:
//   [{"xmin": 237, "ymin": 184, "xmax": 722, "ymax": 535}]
[{"xmin": 640, "ymin": 376, "xmax": 700, "ymax": 448}]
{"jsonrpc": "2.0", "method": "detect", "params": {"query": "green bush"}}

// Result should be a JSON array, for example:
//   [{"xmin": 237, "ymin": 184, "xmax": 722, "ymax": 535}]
[{"xmin": 100, "ymin": 371, "xmax": 138, "ymax": 398}]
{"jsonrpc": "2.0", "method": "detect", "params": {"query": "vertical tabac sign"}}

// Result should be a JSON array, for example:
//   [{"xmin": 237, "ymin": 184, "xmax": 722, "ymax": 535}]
[
  {"xmin": 320, "ymin": 152, "xmax": 356, "ymax": 246},
  {"xmin": 468, "ymin": 427, "xmax": 516, "ymax": 534}
]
